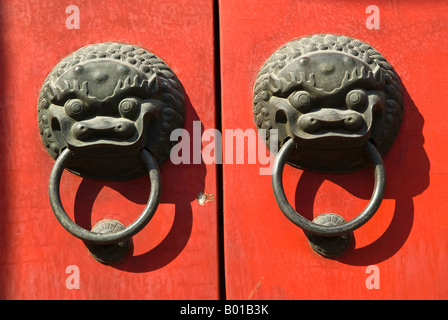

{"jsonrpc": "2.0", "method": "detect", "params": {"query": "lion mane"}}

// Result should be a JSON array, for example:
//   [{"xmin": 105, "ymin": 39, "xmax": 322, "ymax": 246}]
[
  {"xmin": 37, "ymin": 42, "xmax": 185, "ymax": 165},
  {"xmin": 253, "ymin": 34, "xmax": 403, "ymax": 156}
]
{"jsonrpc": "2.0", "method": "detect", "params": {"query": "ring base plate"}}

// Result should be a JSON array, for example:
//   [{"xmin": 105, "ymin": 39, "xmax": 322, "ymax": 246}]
[
  {"xmin": 307, "ymin": 213, "xmax": 353, "ymax": 258},
  {"xmin": 86, "ymin": 219, "xmax": 132, "ymax": 264}
]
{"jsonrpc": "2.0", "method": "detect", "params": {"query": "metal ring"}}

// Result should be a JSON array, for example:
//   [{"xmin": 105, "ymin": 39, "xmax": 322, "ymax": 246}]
[
  {"xmin": 49, "ymin": 148, "xmax": 161, "ymax": 245},
  {"xmin": 272, "ymin": 139, "xmax": 385, "ymax": 237}
]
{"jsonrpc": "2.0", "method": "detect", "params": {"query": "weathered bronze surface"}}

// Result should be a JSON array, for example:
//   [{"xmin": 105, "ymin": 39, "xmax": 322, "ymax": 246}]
[
  {"xmin": 39, "ymin": 43, "xmax": 183, "ymax": 263},
  {"xmin": 38, "ymin": 42, "xmax": 185, "ymax": 180},
  {"xmin": 253, "ymin": 34, "xmax": 403, "ymax": 172},
  {"xmin": 307, "ymin": 213, "xmax": 353, "ymax": 258},
  {"xmin": 272, "ymin": 138, "xmax": 385, "ymax": 237},
  {"xmin": 255, "ymin": 34, "xmax": 402, "ymax": 258},
  {"xmin": 86, "ymin": 219, "xmax": 132, "ymax": 264}
]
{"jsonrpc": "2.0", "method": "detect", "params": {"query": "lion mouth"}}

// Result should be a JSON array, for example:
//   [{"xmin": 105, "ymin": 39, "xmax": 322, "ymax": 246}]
[
  {"xmin": 298, "ymin": 109, "xmax": 365, "ymax": 134},
  {"xmin": 49, "ymin": 115, "xmax": 146, "ymax": 156},
  {"xmin": 71, "ymin": 117, "xmax": 137, "ymax": 142},
  {"xmin": 290, "ymin": 108, "xmax": 371, "ymax": 151}
]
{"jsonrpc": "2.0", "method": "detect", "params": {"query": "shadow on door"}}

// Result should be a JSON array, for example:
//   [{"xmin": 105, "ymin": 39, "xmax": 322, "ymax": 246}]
[{"xmin": 293, "ymin": 85, "xmax": 429, "ymax": 265}]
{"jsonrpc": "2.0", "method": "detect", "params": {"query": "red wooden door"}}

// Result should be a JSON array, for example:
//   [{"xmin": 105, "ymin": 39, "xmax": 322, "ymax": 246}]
[
  {"xmin": 1, "ymin": 0, "xmax": 447, "ymax": 302},
  {"xmin": 0, "ymin": 0, "xmax": 219, "ymax": 299},
  {"xmin": 220, "ymin": 0, "xmax": 448, "ymax": 299}
]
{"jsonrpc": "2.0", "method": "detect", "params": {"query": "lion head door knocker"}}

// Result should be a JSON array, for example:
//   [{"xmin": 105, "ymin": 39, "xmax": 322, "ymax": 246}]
[
  {"xmin": 38, "ymin": 43, "xmax": 185, "ymax": 263},
  {"xmin": 253, "ymin": 34, "xmax": 403, "ymax": 258}
]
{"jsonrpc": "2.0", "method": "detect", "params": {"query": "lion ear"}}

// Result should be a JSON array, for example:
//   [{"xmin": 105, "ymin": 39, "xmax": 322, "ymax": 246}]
[
  {"xmin": 372, "ymin": 67, "xmax": 385, "ymax": 87},
  {"xmin": 45, "ymin": 84, "xmax": 57, "ymax": 102},
  {"xmin": 145, "ymin": 72, "xmax": 161, "ymax": 96},
  {"xmin": 268, "ymin": 73, "xmax": 283, "ymax": 93}
]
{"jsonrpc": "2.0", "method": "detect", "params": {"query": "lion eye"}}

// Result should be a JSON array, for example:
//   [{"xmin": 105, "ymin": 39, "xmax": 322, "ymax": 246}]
[
  {"xmin": 118, "ymin": 97, "xmax": 140, "ymax": 119},
  {"xmin": 64, "ymin": 99, "xmax": 87, "ymax": 120},
  {"xmin": 288, "ymin": 91, "xmax": 313, "ymax": 113},
  {"xmin": 346, "ymin": 89, "xmax": 367, "ymax": 111}
]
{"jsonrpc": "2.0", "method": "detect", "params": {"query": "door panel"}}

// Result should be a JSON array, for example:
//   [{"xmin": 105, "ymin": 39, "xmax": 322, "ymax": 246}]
[
  {"xmin": 1, "ymin": 0, "xmax": 447, "ymax": 301},
  {"xmin": 219, "ymin": 0, "xmax": 447, "ymax": 299},
  {"xmin": 0, "ymin": 0, "xmax": 219, "ymax": 299}
]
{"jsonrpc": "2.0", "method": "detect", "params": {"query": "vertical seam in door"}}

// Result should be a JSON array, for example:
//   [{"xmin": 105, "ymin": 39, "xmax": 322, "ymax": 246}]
[{"xmin": 213, "ymin": 0, "xmax": 226, "ymax": 300}]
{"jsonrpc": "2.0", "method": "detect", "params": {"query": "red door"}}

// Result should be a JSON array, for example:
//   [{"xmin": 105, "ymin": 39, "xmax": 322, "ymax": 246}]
[
  {"xmin": 0, "ymin": 0, "xmax": 219, "ymax": 299},
  {"xmin": 1, "ymin": 0, "xmax": 447, "ymax": 302},
  {"xmin": 220, "ymin": 0, "xmax": 448, "ymax": 299}
]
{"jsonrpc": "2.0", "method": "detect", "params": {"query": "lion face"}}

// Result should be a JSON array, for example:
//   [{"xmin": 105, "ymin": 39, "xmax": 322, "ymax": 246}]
[
  {"xmin": 253, "ymin": 35, "xmax": 403, "ymax": 172},
  {"xmin": 38, "ymin": 43, "xmax": 185, "ymax": 179}
]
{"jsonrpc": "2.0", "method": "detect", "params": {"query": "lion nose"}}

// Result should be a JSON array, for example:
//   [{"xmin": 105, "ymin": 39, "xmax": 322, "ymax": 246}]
[
  {"xmin": 72, "ymin": 117, "xmax": 136, "ymax": 141},
  {"xmin": 298, "ymin": 109, "xmax": 364, "ymax": 133}
]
